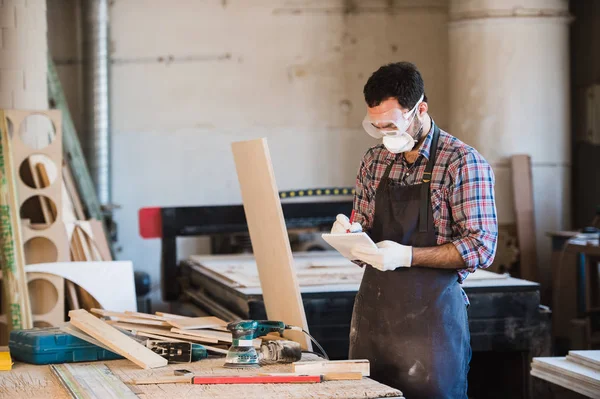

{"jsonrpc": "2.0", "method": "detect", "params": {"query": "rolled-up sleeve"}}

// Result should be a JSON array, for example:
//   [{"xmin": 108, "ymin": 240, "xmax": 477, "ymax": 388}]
[{"xmin": 449, "ymin": 151, "xmax": 498, "ymax": 272}]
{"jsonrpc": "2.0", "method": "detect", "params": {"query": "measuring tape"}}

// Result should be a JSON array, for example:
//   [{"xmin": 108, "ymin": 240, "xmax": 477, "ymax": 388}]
[{"xmin": 279, "ymin": 187, "xmax": 355, "ymax": 199}]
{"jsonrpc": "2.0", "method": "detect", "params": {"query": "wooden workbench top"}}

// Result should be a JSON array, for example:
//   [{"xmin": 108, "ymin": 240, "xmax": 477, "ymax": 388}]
[{"xmin": 0, "ymin": 355, "xmax": 404, "ymax": 399}]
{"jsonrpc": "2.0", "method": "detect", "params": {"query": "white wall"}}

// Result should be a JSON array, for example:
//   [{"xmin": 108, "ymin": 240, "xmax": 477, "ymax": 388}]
[{"xmin": 104, "ymin": 0, "xmax": 449, "ymax": 304}]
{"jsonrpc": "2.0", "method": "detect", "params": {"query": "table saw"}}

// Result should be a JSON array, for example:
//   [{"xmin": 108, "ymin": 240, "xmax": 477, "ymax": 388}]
[{"xmin": 143, "ymin": 200, "xmax": 551, "ymax": 399}]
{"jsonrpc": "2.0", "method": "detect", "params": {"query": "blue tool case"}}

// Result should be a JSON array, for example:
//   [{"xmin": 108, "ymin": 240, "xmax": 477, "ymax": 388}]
[{"xmin": 9, "ymin": 327, "xmax": 123, "ymax": 364}]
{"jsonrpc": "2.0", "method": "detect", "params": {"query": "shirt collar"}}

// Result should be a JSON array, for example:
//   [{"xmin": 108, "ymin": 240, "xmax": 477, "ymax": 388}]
[{"xmin": 417, "ymin": 119, "xmax": 435, "ymax": 160}]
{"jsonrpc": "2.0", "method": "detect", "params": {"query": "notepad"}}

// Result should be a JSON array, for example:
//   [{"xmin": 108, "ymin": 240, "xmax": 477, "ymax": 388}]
[{"xmin": 321, "ymin": 232, "xmax": 378, "ymax": 261}]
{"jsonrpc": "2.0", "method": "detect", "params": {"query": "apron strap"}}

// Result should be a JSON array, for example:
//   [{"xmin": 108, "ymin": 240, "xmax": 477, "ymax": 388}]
[{"xmin": 419, "ymin": 123, "xmax": 441, "ymax": 233}]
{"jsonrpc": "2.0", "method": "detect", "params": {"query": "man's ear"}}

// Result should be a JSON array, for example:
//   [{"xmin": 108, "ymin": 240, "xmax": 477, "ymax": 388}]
[{"xmin": 418, "ymin": 102, "xmax": 428, "ymax": 117}]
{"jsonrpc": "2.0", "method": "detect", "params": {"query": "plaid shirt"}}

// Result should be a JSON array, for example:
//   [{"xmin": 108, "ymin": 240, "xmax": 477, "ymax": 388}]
[{"xmin": 353, "ymin": 121, "xmax": 498, "ymax": 291}]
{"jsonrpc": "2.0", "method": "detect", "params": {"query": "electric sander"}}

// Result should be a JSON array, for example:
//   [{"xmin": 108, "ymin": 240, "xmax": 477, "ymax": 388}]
[{"xmin": 224, "ymin": 320, "xmax": 327, "ymax": 369}]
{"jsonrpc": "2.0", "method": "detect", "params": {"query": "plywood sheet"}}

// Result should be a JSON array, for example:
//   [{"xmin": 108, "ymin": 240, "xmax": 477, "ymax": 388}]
[
  {"xmin": 25, "ymin": 261, "xmax": 136, "ymax": 312},
  {"xmin": 568, "ymin": 351, "xmax": 600, "ymax": 372},
  {"xmin": 231, "ymin": 138, "xmax": 309, "ymax": 349},
  {"xmin": 189, "ymin": 252, "xmax": 364, "ymax": 289},
  {"xmin": 532, "ymin": 357, "xmax": 600, "ymax": 387}
]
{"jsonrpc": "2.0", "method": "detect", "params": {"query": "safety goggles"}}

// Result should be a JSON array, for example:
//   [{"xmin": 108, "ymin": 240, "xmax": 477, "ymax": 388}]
[{"xmin": 362, "ymin": 94, "xmax": 424, "ymax": 139}]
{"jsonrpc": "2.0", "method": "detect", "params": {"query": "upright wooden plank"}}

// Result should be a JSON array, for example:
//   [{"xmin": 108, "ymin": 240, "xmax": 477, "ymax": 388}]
[
  {"xmin": 511, "ymin": 154, "xmax": 539, "ymax": 282},
  {"xmin": 231, "ymin": 138, "xmax": 310, "ymax": 349},
  {"xmin": 69, "ymin": 309, "xmax": 167, "ymax": 369},
  {"xmin": 0, "ymin": 111, "xmax": 32, "ymax": 331}
]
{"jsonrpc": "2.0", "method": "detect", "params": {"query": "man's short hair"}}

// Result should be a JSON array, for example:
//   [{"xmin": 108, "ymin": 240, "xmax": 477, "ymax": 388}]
[{"xmin": 363, "ymin": 62, "xmax": 428, "ymax": 109}]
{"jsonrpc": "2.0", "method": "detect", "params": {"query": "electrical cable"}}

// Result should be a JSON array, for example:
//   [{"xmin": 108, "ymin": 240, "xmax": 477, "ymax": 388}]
[{"xmin": 286, "ymin": 325, "xmax": 329, "ymax": 360}]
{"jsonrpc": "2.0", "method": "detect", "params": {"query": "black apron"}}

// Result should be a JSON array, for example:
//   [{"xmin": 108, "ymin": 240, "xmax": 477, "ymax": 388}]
[{"xmin": 349, "ymin": 124, "xmax": 471, "ymax": 398}]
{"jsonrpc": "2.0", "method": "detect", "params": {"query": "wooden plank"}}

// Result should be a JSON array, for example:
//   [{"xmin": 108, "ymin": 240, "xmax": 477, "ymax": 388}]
[
  {"xmin": 231, "ymin": 138, "xmax": 310, "ymax": 349},
  {"xmin": 532, "ymin": 357, "xmax": 600, "ymax": 387},
  {"xmin": 65, "ymin": 280, "xmax": 80, "ymax": 310},
  {"xmin": 170, "ymin": 328, "xmax": 232, "ymax": 343},
  {"xmin": 531, "ymin": 368, "xmax": 600, "ymax": 398},
  {"xmin": 293, "ymin": 359, "xmax": 370, "ymax": 377},
  {"xmin": 69, "ymin": 309, "xmax": 168, "ymax": 369},
  {"xmin": 0, "ymin": 110, "xmax": 32, "ymax": 332},
  {"xmin": 51, "ymin": 363, "xmax": 138, "ymax": 398},
  {"xmin": 60, "ymin": 323, "xmax": 114, "ymax": 352},
  {"xmin": 568, "ymin": 351, "xmax": 600, "ymax": 372},
  {"xmin": 511, "ymin": 154, "xmax": 539, "ymax": 282},
  {"xmin": 155, "ymin": 312, "xmax": 189, "ymax": 320},
  {"xmin": 62, "ymin": 163, "xmax": 86, "ymax": 221},
  {"xmin": 91, "ymin": 309, "xmax": 171, "ymax": 327},
  {"xmin": 109, "ymin": 322, "xmax": 220, "ymax": 344},
  {"xmin": 123, "ymin": 311, "xmax": 171, "ymax": 322},
  {"xmin": 167, "ymin": 316, "xmax": 227, "ymax": 330},
  {"xmin": 88, "ymin": 219, "xmax": 112, "ymax": 261}
]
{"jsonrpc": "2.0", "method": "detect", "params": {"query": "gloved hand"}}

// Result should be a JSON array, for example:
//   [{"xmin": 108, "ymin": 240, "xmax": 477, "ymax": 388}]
[
  {"xmin": 331, "ymin": 214, "xmax": 362, "ymax": 234},
  {"xmin": 350, "ymin": 240, "xmax": 412, "ymax": 271}
]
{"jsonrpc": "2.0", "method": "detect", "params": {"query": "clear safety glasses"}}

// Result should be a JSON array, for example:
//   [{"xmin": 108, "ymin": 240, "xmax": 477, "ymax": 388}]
[{"xmin": 362, "ymin": 94, "xmax": 424, "ymax": 139}]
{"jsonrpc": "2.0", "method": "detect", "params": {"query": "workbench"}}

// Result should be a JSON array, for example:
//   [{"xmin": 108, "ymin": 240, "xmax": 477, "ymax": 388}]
[
  {"xmin": 177, "ymin": 252, "xmax": 551, "ymax": 399},
  {"xmin": 0, "ymin": 355, "xmax": 403, "ymax": 399}
]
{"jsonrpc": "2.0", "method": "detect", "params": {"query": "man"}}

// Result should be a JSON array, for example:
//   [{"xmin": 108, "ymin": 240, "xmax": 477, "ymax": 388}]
[{"xmin": 332, "ymin": 62, "xmax": 498, "ymax": 398}]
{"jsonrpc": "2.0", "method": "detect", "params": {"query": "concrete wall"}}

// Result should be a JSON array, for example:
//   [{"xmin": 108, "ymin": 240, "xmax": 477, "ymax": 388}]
[{"xmin": 49, "ymin": 0, "xmax": 450, "ymax": 305}]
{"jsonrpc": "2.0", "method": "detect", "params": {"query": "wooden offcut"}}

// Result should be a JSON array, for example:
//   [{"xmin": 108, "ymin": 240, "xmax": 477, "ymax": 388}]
[
  {"xmin": 166, "ymin": 316, "xmax": 227, "ymax": 330},
  {"xmin": 170, "ymin": 328, "xmax": 232, "ymax": 343},
  {"xmin": 231, "ymin": 138, "xmax": 310, "ymax": 349},
  {"xmin": 510, "ymin": 154, "xmax": 539, "ymax": 282},
  {"xmin": 293, "ymin": 359, "xmax": 370, "ymax": 377},
  {"xmin": 69, "ymin": 309, "xmax": 168, "ymax": 369}
]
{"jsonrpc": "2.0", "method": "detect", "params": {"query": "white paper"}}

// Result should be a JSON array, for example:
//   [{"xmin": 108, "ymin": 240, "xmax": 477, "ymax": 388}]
[{"xmin": 321, "ymin": 233, "xmax": 377, "ymax": 261}]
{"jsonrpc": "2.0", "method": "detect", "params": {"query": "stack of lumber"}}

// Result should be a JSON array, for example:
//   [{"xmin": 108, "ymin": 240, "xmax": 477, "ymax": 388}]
[
  {"xmin": 531, "ymin": 351, "xmax": 600, "ymax": 398},
  {"xmin": 84, "ymin": 308, "xmax": 239, "ymax": 356}
]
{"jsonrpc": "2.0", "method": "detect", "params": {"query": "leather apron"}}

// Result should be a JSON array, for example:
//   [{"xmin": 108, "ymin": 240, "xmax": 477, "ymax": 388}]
[{"xmin": 349, "ymin": 124, "xmax": 471, "ymax": 398}]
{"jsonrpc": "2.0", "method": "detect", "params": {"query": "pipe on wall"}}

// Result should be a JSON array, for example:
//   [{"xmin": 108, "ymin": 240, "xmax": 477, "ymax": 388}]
[{"xmin": 82, "ymin": 0, "xmax": 111, "ymax": 206}]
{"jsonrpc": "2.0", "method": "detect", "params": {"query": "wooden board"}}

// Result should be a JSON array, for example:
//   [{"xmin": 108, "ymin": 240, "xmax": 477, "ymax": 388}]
[
  {"xmin": 531, "ymin": 368, "xmax": 600, "ymax": 398},
  {"xmin": 155, "ymin": 312, "xmax": 189, "ymax": 320},
  {"xmin": 170, "ymin": 328, "xmax": 232, "ymax": 343},
  {"xmin": 532, "ymin": 357, "xmax": 600, "ymax": 387},
  {"xmin": 511, "ymin": 154, "xmax": 539, "ymax": 283},
  {"xmin": 69, "ymin": 309, "xmax": 167, "ymax": 369},
  {"xmin": 0, "ymin": 356, "xmax": 403, "ymax": 399},
  {"xmin": 136, "ymin": 331, "xmax": 229, "ymax": 355},
  {"xmin": 167, "ymin": 316, "xmax": 227, "ymax": 330},
  {"xmin": 231, "ymin": 138, "xmax": 310, "ymax": 349},
  {"xmin": 51, "ymin": 363, "xmax": 137, "ymax": 399},
  {"xmin": 293, "ymin": 359, "xmax": 370, "ymax": 377},
  {"xmin": 568, "ymin": 351, "xmax": 600, "ymax": 372},
  {"xmin": 109, "ymin": 322, "xmax": 220, "ymax": 344},
  {"xmin": 90, "ymin": 309, "xmax": 170, "ymax": 327},
  {"xmin": 0, "ymin": 110, "xmax": 32, "ymax": 332}
]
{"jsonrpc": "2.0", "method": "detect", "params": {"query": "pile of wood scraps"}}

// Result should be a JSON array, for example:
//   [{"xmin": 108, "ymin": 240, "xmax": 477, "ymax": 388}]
[
  {"xmin": 531, "ymin": 351, "xmax": 600, "ymax": 397},
  {"xmin": 87, "ymin": 308, "xmax": 236, "ymax": 356}
]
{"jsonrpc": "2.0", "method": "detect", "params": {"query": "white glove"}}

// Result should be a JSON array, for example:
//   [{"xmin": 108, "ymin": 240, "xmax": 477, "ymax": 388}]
[
  {"xmin": 350, "ymin": 240, "xmax": 412, "ymax": 271},
  {"xmin": 331, "ymin": 214, "xmax": 362, "ymax": 234}
]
